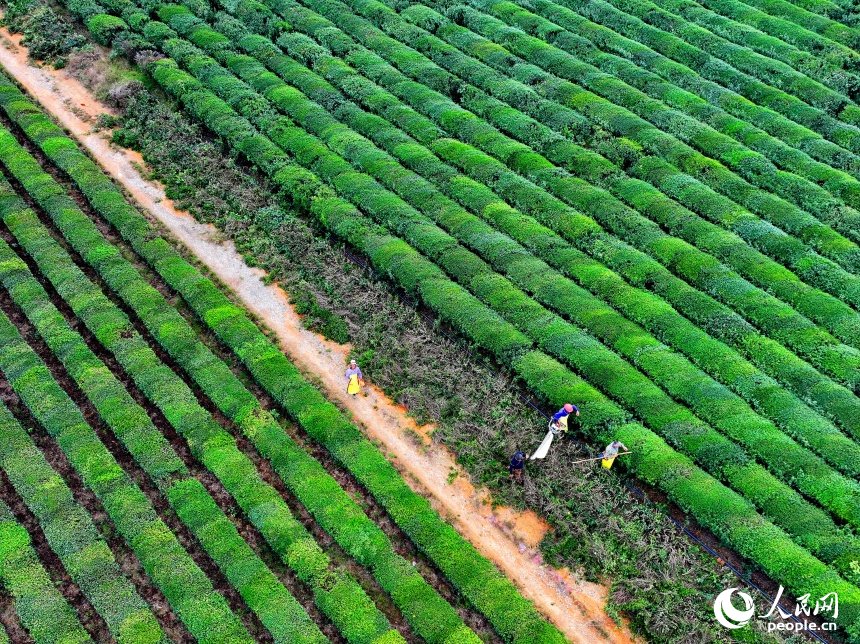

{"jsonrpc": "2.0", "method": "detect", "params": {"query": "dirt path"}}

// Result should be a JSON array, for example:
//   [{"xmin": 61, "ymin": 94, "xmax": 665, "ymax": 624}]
[{"xmin": 0, "ymin": 33, "xmax": 637, "ymax": 644}]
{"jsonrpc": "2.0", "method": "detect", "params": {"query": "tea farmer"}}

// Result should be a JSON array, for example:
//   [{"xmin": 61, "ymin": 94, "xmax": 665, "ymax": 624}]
[
  {"xmin": 550, "ymin": 403, "xmax": 579, "ymax": 434},
  {"xmin": 531, "ymin": 403, "xmax": 580, "ymax": 460},
  {"xmin": 509, "ymin": 451, "xmax": 526, "ymax": 482},
  {"xmin": 345, "ymin": 359, "xmax": 364, "ymax": 396},
  {"xmin": 600, "ymin": 439, "xmax": 629, "ymax": 470}
]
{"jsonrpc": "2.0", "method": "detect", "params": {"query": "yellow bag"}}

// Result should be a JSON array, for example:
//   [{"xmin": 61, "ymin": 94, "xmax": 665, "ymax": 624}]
[
  {"xmin": 347, "ymin": 374, "xmax": 361, "ymax": 394},
  {"xmin": 601, "ymin": 457, "xmax": 616, "ymax": 469}
]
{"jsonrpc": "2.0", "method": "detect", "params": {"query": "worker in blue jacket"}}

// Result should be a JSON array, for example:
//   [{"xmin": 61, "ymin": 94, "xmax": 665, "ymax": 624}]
[{"xmin": 550, "ymin": 403, "xmax": 579, "ymax": 433}]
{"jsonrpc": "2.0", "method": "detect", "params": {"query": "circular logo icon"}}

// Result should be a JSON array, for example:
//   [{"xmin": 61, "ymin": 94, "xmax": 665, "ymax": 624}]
[{"xmin": 714, "ymin": 588, "xmax": 755, "ymax": 629}]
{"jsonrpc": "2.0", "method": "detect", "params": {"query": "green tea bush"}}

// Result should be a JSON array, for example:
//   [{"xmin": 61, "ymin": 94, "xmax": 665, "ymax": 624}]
[
  {"xmin": 0, "ymin": 210, "xmax": 330, "ymax": 644},
  {"xmin": 231, "ymin": 12, "xmax": 860, "ymax": 484},
  {"xmin": 595, "ymin": 0, "xmax": 860, "ymax": 133},
  {"xmin": 736, "ymin": 0, "xmax": 858, "ymax": 44},
  {"xmin": 152, "ymin": 18, "xmax": 860, "ymax": 541},
  {"xmin": 0, "ymin": 495, "xmax": 93, "ymax": 644},
  {"xmin": 0, "ymin": 308, "xmax": 246, "ymax": 644},
  {"xmin": 652, "ymin": 0, "xmax": 860, "ymax": 91},
  {"xmin": 282, "ymin": 0, "xmax": 860, "ymax": 415},
  {"xmin": 38, "ymin": 6, "xmax": 860, "ymax": 637}
]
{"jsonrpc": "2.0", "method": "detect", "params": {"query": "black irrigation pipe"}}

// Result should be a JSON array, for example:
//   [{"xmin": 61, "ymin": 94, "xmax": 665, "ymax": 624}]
[
  {"xmin": 623, "ymin": 481, "xmax": 830, "ymax": 644},
  {"xmin": 338, "ymin": 245, "xmax": 830, "ymax": 643}
]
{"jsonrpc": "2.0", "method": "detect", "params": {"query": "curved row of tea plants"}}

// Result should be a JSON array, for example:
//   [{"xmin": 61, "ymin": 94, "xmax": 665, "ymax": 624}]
[
  {"xmin": 0, "ymin": 388, "xmax": 163, "ymax": 644},
  {"xmin": 206, "ymin": 7, "xmax": 860, "ymax": 481},
  {"xmin": 465, "ymin": 0, "xmax": 860, "ymax": 223},
  {"xmin": 265, "ymin": 0, "xmax": 860, "ymax": 454},
  {"xmin": 152, "ymin": 3, "xmax": 860, "ymax": 555},
  {"xmin": 383, "ymin": 1, "xmax": 860, "ymax": 354},
  {"xmin": 600, "ymin": 0, "xmax": 858, "ymax": 120},
  {"xmin": 278, "ymin": 0, "xmax": 860, "ymax": 401},
  {"xmin": 0, "ymin": 292, "xmax": 255, "ymax": 644},
  {"xmin": 115, "ymin": 8, "xmax": 860, "ymax": 567},
  {"xmin": 0, "ymin": 130, "xmax": 478, "ymax": 644},
  {"xmin": 568, "ymin": 0, "xmax": 860, "ymax": 148},
  {"xmin": 657, "ymin": 0, "xmax": 859, "ymax": 88},
  {"xmin": 384, "ymin": 0, "xmax": 860, "ymax": 315},
  {"xmin": 665, "ymin": 0, "xmax": 860, "ymax": 51},
  {"xmin": 503, "ymin": 0, "xmax": 860, "ymax": 200},
  {"xmin": 428, "ymin": 1, "xmax": 860, "ymax": 268},
  {"xmin": 0, "ymin": 490, "xmax": 93, "ymax": 644}
]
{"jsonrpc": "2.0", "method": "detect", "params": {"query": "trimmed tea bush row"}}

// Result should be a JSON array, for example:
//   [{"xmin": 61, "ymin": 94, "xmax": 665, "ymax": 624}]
[
  {"xmin": 215, "ymin": 8, "xmax": 860, "ymax": 477},
  {"xmin": 253, "ymin": 13, "xmax": 860, "ymax": 476},
  {"xmin": 0, "ymin": 119, "xmax": 411, "ymax": 644},
  {"xmin": 0, "ymin": 402, "xmax": 161, "ymax": 644},
  {"xmin": 385, "ymin": 0, "xmax": 860, "ymax": 316},
  {"xmin": 286, "ymin": 0, "xmax": 860, "ymax": 390},
  {"xmin": 762, "ymin": 0, "xmax": 846, "ymax": 18},
  {"xmin": 481, "ymin": 0, "xmax": 860, "ymax": 218},
  {"xmin": 0, "ymin": 73, "xmax": 491, "ymax": 644},
  {"xmin": 0, "ymin": 491, "xmax": 93, "ymax": 644},
  {"xmin": 0, "ymin": 211, "xmax": 330, "ymax": 644},
  {"xmin": 389, "ymin": 3, "xmax": 860, "ymax": 345},
  {"xmin": 660, "ymin": 0, "xmax": 860, "ymax": 90},
  {"xmin": 516, "ymin": 0, "xmax": 860, "ymax": 201},
  {"xmin": 699, "ymin": 0, "xmax": 858, "ymax": 46},
  {"xmin": 597, "ymin": 0, "xmax": 860, "ymax": 130},
  {"xmin": 0, "ymin": 300, "xmax": 254, "ymax": 644},
  {"xmin": 627, "ymin": 0, "xmax": 860, "ymax": 95},
  {"xmin": 603, "ymin": 0, "xmax": 857, "ymax": 113},
  {"xmin": 169, "ymin": 7, "xmax": 860, "ymax": 537},
  {"xmin": 439, "ymin": 1, "xmax": 860, "ymax": 268},
  {"xmin": 121, "ymin": 12, "xmax": 860, "ymax": 561},
  {"xmin": 48, "ymin": 11, "xmax": 860, "ymax": 635},
  {"xmin": 271, "ymin": 0, "xmax": 860, "ymax": 446}
]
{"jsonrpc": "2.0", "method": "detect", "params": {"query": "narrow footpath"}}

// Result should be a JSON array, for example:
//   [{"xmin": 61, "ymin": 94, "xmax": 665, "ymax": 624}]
[{"xmin": 0, "ymin": 31, "xmax": 637, "ymax": 643}]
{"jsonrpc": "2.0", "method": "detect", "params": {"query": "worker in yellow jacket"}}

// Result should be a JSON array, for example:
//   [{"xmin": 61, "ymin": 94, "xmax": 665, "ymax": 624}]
[
  {"xmin": 600, "ymin": 440, "xmax": 628, "ymax": 469},
  {"xmin": 345, "ymin": 359, "xmax": 364, "ymax": 396}
]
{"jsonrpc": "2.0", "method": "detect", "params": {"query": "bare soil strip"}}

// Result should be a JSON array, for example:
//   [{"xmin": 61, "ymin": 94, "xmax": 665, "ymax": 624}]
[{"xmin": 0, "ymin": 31, "xmax": 637, "ymax": 644}]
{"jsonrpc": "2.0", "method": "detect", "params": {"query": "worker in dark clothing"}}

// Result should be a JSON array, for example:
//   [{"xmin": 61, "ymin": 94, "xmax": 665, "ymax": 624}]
[{"xmin": 509, "ymin": 451, "xmax": 526, "ymax": 481}]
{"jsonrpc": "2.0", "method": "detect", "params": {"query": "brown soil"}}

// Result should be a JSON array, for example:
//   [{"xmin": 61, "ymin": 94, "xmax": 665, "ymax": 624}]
[{"xmin": 0, "ymin": 30, "xmax": 636, "ymax": 642}]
